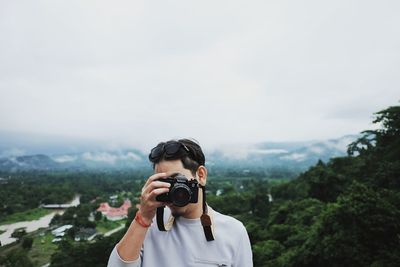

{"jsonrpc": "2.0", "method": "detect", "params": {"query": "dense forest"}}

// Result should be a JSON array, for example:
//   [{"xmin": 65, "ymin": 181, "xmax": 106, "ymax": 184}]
[{"xmin": 1, "ymin": 104, "xmax": 399, "ymax": 267}]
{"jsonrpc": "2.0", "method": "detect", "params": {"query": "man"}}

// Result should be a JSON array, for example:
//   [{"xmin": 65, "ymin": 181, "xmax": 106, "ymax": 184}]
[{"xmin": 108, "ymin": 139, "xmax": 253, "ymax": 267}]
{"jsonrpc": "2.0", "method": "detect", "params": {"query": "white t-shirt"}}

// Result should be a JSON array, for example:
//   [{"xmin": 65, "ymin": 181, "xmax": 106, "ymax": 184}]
[{"xmin": 107, "ymin": 207, "xmax": 253, "ymax": 267}]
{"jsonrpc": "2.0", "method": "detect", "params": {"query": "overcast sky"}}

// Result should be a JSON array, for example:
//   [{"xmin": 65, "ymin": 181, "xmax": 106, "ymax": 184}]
[{"xmin": 0, "ymin": 0, "xmax": 399, "ymax": 150}]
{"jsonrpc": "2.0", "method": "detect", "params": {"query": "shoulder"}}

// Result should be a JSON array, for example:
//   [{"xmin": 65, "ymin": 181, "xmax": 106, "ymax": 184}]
[
  {"xmin": 211, "ymin": 208, "xmax": 245, "ymax": 228},
  {"xmin": 210, "ymin": 208, "xmax": 248, "ymax": 239}
]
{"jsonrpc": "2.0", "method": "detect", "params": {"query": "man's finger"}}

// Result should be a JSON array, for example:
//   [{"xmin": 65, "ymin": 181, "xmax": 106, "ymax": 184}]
[
  {"xmin": 143, "ymin": 172, "xmax": 167, "ymax": 188},
  {"xmin": 143, "ymin": 181, "xmax": 171, "ymax": 195},
  {"xmin": 149, "ymin": 188, "xmax": 170, "ymax": 200}
]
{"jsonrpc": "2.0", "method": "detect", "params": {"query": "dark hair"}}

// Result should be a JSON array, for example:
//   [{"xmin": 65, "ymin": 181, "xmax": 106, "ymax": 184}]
[{"xmin": 149, "ymin": 138, "xmax": 205, "ymax": 176}]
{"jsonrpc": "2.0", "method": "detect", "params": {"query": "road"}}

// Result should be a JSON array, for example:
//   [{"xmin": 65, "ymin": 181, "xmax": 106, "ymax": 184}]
[{"xmin": 104, "ymin": 224, "xmax": 125, "ymax": 237}]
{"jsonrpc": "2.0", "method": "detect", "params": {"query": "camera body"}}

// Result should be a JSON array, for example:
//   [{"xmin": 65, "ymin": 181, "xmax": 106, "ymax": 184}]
[{"xmin": 156, "ymin": 173, "xmax": 199, "ymax": 207}]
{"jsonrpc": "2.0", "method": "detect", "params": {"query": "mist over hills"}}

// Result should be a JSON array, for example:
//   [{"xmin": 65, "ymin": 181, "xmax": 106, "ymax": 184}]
[{"xmin": 0, "ymin": 133, "xmax": 359, "ymax": 174}]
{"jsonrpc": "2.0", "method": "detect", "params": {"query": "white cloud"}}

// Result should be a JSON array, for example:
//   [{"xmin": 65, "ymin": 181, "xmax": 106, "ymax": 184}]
[
  {"xmin": 216, "ymin": 144, "xmax": 255, "ymax": 160},
  {"xmin": 308, "ymin": 146, "xmax": 325, "ymax": 155},
  {"xmin": 250, "ymin": 149, "xmax": 288, "ymax": 155},
  {"xmin": 82, "ymin": 152, "xmax": 118, "ymax": 164},
  {"xmin": 216, "ymin": 145, "xmax": 288, "ymax": 160},
  {"xmin": 52, "ymin": 155, "xmax": 77, "ymax": 163},
  {"xmin": 0, "ymin": 0, "xmax": 399, "ymax": 149},
  {"xmin": 80, "ymin": 151, "xmax": 142, "ymax": 163},
  {"xmin": 280, "ymin": 153, "xmax": 307, "ymax": 162},
  {"xmin": 120, "ymin": 152, "xmax": 142, "ymax": 161}
]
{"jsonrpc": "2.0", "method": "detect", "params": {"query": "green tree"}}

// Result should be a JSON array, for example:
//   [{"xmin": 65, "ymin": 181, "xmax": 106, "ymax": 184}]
[
  {"xmin": 0, "ymin": 248, "xmax": 34, "ymax": 267},
  {"xmin": 296, "ymin": 182, "xmax": 400, "ymax": 267},
  {"xmin": 347, "ymin": 104, "xmax": 400, "ymax": 189},
  {"xmin": 94, "ymin": 211, "xmax": 102, "ymax": 221},
  {"xmin": 21, "ymin": 236, "xmax": 34, "ymax": 250},
  {"xmin": 253, "ymin": 240, "xmax": 285, "ymax": 267}
]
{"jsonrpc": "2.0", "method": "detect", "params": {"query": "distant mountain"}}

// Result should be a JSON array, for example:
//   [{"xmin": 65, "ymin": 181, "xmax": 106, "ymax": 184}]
[
  {"xmin": 0, "ymin": 154, "xmax": 62, "ymax": 171},
  {"xmin": 207, "ymin": 135, "xmax": 359, "ymax": 172},
  {"xmin": 0, "ymin": 135, "xmax": 359, "ymax": 173},
  {"xmin": 0, "ymin": 150, "xmax": 149, "ymax": 172}
]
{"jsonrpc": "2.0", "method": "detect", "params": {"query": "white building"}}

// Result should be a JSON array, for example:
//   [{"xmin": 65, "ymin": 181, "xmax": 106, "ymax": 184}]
[{"xmin": 51, "ymin": 225, "xmax": 73, "ymax": 237}]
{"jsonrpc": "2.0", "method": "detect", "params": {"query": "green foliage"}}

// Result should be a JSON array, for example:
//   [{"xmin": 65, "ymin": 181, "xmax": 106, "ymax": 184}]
[
  {"xmin": 0, "ymin": 248, "xmax": 34, "ymax": 267},
  {"xmin": 21, "ymin": 237, "xmax": 34, "ymax": 250},
  {"xmin": 295, "ymin": 182, "xmax": 400, "ymax": 267},
  {"xmin": 94, "ymin": 211, "xmax": 102, "ymax": 221},
  {"xmin": 347, "ymin": 105, "xmax": 400, "ymax": 190},
  {"xmin": 51, "ymin": 204, "xmax": 96, "ymax": 228},
  {"xmin": 208, "ymin": 193, "xmax": 251, "ymax": 216},
  {"xmin": 0, "ymin": 176, "xmax": 74, "ymax": 221},
  {"xmin": 125, "ymin": 206, "xmax": 138, "ymax": 228},
  {"xmin": 253, "ymin": 240, "xmax": 285, "ymax": 266},
  {"xmin": 50, "ymin": 232, "xmax": 124, "ymax": 267}
]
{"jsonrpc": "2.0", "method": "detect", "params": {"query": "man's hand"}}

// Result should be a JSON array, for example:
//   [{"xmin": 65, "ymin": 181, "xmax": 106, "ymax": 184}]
[
  {"xmin": 116, "ymin": 173, "xmax": 170, "ymax": 262},
  {"xmin": 139, "ymin": 172, "xmax": 171, "ymax": 225}
]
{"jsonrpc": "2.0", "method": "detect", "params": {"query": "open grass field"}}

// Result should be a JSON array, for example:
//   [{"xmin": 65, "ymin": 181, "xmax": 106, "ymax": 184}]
[
  {"xmin": 28, "ymin": 232, "xmax": 58, "ymax": 267},
  {"xmin": 0, "ymin": 208, "xmax": 51, "ymax": 225}
]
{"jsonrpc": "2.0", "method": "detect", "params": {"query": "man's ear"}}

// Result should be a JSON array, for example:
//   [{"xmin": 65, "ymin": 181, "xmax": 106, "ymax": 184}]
[{"xmin": 197, "ymin": 166, "xmax": 207, "ymax": 186}]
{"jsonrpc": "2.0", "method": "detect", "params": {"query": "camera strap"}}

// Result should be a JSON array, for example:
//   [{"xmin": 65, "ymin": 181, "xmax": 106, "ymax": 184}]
[
  {"xmin": 156, "ymin": 185, "xmax": 215, "ymax": 242},
  {"xmin": 199, "ymin": 184, "xmax": 215, "ymax": 241},
  {"xmin": 156, "ymin": 206, "xmax": 174, "ymax": 231}
]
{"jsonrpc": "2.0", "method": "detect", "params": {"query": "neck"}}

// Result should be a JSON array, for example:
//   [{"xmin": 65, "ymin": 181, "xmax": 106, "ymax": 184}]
[{"xmin": 183, "ymin": 202, "xmax": 204, "ymax": 219}]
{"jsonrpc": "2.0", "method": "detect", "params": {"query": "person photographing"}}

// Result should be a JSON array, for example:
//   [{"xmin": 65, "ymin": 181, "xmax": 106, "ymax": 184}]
[{"xmin": 108, "ymin": 139, "xmax": 253, "ymax": 267}]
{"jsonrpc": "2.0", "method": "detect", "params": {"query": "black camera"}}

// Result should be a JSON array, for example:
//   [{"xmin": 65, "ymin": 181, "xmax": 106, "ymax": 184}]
[{"xmin": 156, "ymin": 173, "xmax": 199, "ymax": 207}]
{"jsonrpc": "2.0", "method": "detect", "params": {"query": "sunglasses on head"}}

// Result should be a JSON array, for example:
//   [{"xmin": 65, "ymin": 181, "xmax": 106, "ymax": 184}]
[{"xmin": 149, "ymin": 141, "xmax": 191, "ymax": 162}]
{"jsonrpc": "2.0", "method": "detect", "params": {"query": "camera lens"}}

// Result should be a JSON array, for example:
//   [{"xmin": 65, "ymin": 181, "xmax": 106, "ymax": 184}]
[{"xmin": 170, "ymin": 184, "xmax": 192, "ymax": 207}]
